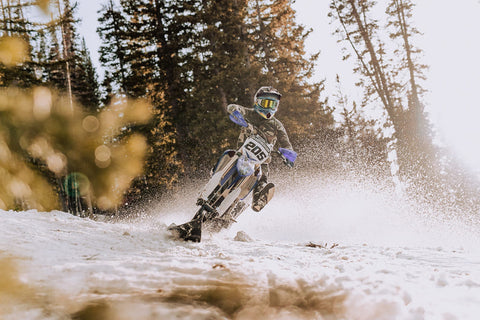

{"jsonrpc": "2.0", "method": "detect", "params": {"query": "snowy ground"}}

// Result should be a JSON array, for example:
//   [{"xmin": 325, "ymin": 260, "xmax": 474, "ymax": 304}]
[{"xmin": 1, "ymin": 177, "xmax": 480, "ymax": 320}]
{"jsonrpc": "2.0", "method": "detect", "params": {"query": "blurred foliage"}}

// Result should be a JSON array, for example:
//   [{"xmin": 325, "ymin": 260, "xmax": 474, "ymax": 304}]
[
  {"xmin": 0, "ymin": 0, "xmax": 151, "ymax": 213},
  {"xmin": 0, "ymin": 256, "xmax": 39, "ymax": 316},
  {"xmin": 0, "ymin": 36, "xmax": 28, "ymax": 67},
  {"xmin": 0, "ymin": 86, "xmax": 151, "ymax": 211},
  {"xmin": 35, "ymin": 0, "xmax": 53, "ymax": 14}
]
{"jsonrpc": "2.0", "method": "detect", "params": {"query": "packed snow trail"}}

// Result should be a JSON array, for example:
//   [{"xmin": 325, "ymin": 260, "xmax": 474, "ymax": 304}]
[{"xmin": 1, "ymin": 176, "xmax": 480, "ymax": 320}]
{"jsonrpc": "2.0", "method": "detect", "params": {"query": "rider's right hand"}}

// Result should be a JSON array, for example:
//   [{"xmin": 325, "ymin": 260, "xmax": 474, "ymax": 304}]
[{"xmin": 246, "ymin": 123, "xmax": 256, "ymax": 135}]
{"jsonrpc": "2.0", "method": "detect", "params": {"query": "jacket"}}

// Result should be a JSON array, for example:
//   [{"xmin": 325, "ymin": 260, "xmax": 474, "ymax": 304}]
[{"xmin": 226, "ymin": 104, "xmax": 293, "ymax": 162}]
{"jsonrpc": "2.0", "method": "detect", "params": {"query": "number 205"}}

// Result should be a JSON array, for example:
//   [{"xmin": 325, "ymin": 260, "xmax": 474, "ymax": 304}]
[{"xmin": 245, "ymin": 142, "xmax": 266, "ymax": 160}]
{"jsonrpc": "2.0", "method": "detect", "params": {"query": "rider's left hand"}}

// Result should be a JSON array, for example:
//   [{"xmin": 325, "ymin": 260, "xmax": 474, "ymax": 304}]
[{"xmin": 284, "ymin": 159, "xmax": 294, "ymax": 168}]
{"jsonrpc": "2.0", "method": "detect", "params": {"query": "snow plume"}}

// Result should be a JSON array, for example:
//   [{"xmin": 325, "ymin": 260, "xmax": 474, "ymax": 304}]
[
  {"xmin": 151, "ymin": 166, "xmax": 480, "ymax": 250},
  {"xmin": 244, "ymin": 160, "xmax": 480, "ymax": 247}
]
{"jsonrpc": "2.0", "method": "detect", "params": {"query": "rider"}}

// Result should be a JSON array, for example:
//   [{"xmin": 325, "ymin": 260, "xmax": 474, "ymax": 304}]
[{"xmin": 226, "ymin": 86, "xmax": 294, "ymax": 212}]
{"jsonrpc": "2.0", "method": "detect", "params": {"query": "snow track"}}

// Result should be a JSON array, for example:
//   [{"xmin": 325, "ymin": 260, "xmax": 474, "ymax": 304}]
[
  {"xmin": 1, "ymin": 209, "xmax": 479, "ymax": 319},
  {"xmin": 1, "ymin": 177, "xmax": 480, "ymax": 319}
]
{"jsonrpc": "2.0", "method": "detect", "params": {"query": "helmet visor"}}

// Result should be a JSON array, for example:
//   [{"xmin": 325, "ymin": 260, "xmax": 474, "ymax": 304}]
[{"xmin": 257, "ymin": 98, "xmax": 278, "ymax": 110}]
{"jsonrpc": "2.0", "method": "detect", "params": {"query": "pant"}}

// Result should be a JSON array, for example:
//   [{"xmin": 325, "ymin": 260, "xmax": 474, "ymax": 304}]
[{"xmin": 253, "ymin": 163, "xmax": 269, "ymax": 197}]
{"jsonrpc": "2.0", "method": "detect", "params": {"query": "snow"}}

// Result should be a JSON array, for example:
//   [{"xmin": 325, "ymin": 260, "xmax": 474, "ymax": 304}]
[{"xmin": 1, "ymin": 177, "xmax": 480, "ymax": 319}]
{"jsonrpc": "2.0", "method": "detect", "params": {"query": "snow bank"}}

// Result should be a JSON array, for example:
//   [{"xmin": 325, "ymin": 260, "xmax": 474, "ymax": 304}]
[{"xmin": 1, "ymin": 204, "xmax": 480, "ymax": 319}]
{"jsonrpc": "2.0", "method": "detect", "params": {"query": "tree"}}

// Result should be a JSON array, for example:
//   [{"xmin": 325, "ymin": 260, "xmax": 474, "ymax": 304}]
[
  {"xmin": 57, "ymin": 0, "xmax": 100, "ymax": 111},
  {"xmin": 333, "ymin": 74, "xmax": 390, "ymax": 176},
  {"xmin": 0, "ymin": 0, "xmax": 153, "ymax": 212},
  {"xmin": 329, "ymin": 0, "xmax": 480, "ymax": 210},
  {"xmin": 97, "ymin": 0, "xmax": 129, "ymax": 97},
  {"xmin": 0, "ymin": 0, "xmax": 101, "ymax": 111},
  {"xmin": 77, "ymin": 37, "xmax": 100, "ymax": 111},
  {"xmin": 97, "ymin": 0, "xmax": 191, "ymax": 203},
  {"xmin": 385, "ymin": 0, "xmax": 434, "ymax": 178},
  {"xmin": 0, "ymin": 0, "xmax": 40, "ymax": 88},
  {"xmin": 329, "ymin": 0, "xmax": 431, "ymax": 170},
  {"xmin": 0, "ymin": 86, "xmax": 152, "ymax": 213},
  {"xmin": 250, "ymin": 0, "xmax": 334, "ymax": 144},
  {"xmin": 43, "ymin": 16, "xmax": 67, "ymax": 89},
  {"xmin": 181, "ymin": 0, "xmax": 254, "ymax": 171}
]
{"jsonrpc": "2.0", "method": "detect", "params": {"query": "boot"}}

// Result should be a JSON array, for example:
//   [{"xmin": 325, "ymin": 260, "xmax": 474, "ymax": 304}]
[{"xmin": 252, "ymin": 182, "xmax": 275, "ymax": 212}]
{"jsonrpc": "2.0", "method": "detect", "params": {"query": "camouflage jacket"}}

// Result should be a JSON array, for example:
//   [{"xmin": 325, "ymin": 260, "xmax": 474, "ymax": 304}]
[{"xmin": 226, "ymin": 104, "xmax": 293, "ymax": 162}]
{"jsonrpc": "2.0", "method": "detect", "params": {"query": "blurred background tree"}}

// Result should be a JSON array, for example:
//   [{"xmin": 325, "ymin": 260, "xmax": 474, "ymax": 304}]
[
  {"xmin": 0, "ymin": 86, "xmax": 152, "ymax": 213},
  {"xmin": 0, "ymin": 0, "xmax": 152, "ymax": 214}
]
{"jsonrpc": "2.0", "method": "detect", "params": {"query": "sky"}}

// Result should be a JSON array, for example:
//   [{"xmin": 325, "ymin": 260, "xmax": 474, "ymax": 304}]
[{"xmin": 77, "ymin": 0, "xmax": 480, "ymax": 173}]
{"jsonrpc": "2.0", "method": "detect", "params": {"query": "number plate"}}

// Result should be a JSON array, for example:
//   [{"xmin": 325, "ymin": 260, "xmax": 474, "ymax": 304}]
[{"xmin": 243, "ymin": 136, "xmax": 271, "ymax": 162}]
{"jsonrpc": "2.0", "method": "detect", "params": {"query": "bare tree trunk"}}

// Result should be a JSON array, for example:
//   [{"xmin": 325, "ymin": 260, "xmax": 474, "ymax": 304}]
[
  {"xmin": 218, "ymin": 87, "xmax": 227, "ymax": 110},
  {"xmin": 6, "ymin": 0, "xmax": 13, "ymax": 36},
  {"xmin": 57, "ymin": 0, "xmax": 73, "ymax": 111},
  {"xmin": 108, "ymin": 0, "xmax": 127, "ymax": 95},
  {"xmin": 393, "ymin": 0, "xmax": 420, "ymax": 107},
  {"xmin": 391, "ymin": 0, "xmax": 426, "ymax": 138},
  {"xmin": 347, "ymin": 0, "xmax": 396, "ymax": 122},
  {"xmin": 0, "ymin": 0, "xmax": 7, "ymax": 35}
]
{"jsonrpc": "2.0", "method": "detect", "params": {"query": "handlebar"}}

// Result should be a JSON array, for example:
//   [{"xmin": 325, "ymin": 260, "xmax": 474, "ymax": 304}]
[
  {"xmin": 229, "ymin": 110, "xmax": 249, "ymax": 127},
  {"xmin": 277, "ymin": 148, "xmax": 297, "ymax": 168}
]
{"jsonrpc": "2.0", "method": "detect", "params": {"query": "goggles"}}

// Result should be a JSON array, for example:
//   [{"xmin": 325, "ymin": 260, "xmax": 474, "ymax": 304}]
[{"xmin": 256, "ymin": 98, "xmax": 279, "ymax": 110}]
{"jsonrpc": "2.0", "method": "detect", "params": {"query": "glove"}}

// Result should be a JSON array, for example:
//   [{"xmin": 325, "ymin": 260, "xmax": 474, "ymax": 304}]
[
  {"xmin": 284, "ymin": 159, "xmax": 294, "ymax": 168},
  {"xmin": 246, "ymin": 123, "xmax": 256, "ymax": 135}
]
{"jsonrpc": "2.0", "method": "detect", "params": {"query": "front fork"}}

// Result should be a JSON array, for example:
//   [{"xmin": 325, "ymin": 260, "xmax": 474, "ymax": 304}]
[
  {"xmin": 193, "ymin": 198, "xmax": 219, "ymax": 221},
  {"xmin": 196, "ymin": 151, "xmax": 261, "ymax": 223}
]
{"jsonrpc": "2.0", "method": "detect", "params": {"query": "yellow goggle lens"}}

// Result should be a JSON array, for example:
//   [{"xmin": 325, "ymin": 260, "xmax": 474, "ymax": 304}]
[{"xmin": 258, "ymin": 98, "xmax": 278, "ymax": 110}]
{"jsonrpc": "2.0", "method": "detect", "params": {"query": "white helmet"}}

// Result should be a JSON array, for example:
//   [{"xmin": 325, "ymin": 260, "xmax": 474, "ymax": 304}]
[{"xmin": 254, "ymin": 86, "xmax": 282, "ymax": 119}]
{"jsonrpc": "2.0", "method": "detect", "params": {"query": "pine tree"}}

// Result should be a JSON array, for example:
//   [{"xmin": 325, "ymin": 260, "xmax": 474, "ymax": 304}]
[
  {"xmin": 329, "ymin": 0, "xmax": 437, "ymax": 187},
  {"xmin": 385, "ymin": 0, "xmax": 434, "ymax": 174},
  {"xmin": 0, "ymin": 0, "xmax": 40, "ymax": 87},
  {"xmin": 44, "ymin": 16, "xmax": 66, "ymax": 89},
  {"xmin": 58, "ymin": 0, "xmax": 100, "ymax": 111},
  {"xmin": 250, "ymin": 0, "xmax": 334, "ymax": 143},
  {"xmin": 334, "ymin": 74, "xmax": 389, "ymax": 176},
  {"xmin": 77, "ymin": 37, "xmax": 100, "ymax": 111},
  {"xmin": 97, "ymin": 0, "xmax": 129, "ymax": 95},
  {"xmin": 118, "ymin": 0, "xmax": 157, "ymax": 98},
  {"xmin": 97, "ymin": 0, "xmax": 194, "ymax": 202},
  {"xmin": 385, "ymin": 0, "xmax": 480, "ymax": 209},
  {"xmin": 183, "ymin": 0, "xmax": 254, "ymax": 171}
]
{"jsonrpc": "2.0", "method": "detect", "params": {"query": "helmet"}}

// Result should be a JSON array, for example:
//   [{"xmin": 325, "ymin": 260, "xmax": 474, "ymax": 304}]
[{"xmin": 254, "ymin": 86, "xmax": 282, "ymax": 119}]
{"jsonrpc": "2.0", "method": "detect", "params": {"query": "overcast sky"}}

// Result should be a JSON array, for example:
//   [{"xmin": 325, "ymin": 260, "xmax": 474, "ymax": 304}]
[{"xmin": 77, "ymin": 0, "xmax": 480, "ymax": 173}]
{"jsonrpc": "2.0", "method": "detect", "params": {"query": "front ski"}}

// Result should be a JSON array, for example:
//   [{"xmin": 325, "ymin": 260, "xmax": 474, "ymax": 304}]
[{"xmin": 168, "ymin": 218, "xmax": 202, "ymax": 242}]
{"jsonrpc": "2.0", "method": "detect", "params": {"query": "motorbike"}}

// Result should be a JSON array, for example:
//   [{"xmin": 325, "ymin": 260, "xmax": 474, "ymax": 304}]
[{"xmin": 168, "ymin": 110, "xmax": 297, "ymax": 242}]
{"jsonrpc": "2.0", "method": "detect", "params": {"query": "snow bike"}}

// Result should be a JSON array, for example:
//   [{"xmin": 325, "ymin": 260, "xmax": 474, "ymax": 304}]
[{"xmin": 168, "ymin": 110, "xmax": 297, "ymax": 242}]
